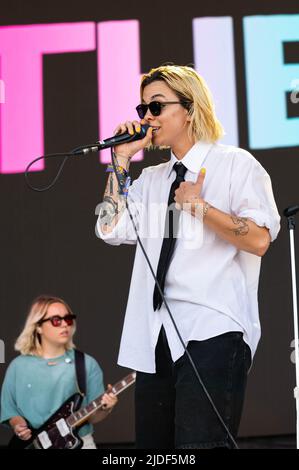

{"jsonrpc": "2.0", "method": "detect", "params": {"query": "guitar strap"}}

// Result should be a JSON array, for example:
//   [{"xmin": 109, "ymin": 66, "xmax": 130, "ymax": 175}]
[{"xmin": 74, "ymin": 349, "xmax": 86, "ymax": 400}]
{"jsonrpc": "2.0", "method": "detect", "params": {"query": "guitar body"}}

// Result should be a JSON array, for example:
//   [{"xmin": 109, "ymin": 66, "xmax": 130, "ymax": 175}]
[
  {"xmin": 8, "ymin": 371, "xmax": 136, "ymax": 450},
  {"xmin": 9, "ymin": 393, "xmax": 83, "ymax": 450}
]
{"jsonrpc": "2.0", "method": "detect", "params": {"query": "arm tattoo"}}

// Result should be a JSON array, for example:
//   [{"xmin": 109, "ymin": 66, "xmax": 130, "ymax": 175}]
[
  {"xmin": 116, "ymin": 173, "xmax": 128, "ymax": 195},
  {"xmin": 99, "ymin": 196, "xmax": 119, "ymax": 225},
  {"xmin": 230, "ymin": 216, "xmax": 249, "ymax": 236},
  {"xmin": 109, "ymin": 174, "xmax": 113, "ymax": 195}
]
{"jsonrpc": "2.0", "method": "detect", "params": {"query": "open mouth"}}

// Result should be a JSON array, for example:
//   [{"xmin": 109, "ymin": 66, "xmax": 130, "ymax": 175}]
[{"xmin": 151, "ymin": 126, "xmax": 160, "ymax": 134}]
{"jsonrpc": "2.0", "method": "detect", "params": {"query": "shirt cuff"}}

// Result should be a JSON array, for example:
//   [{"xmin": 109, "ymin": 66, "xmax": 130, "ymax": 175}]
[{"xmin": 237, "ymin": 209, "xmax": 281, "ymax": 242}]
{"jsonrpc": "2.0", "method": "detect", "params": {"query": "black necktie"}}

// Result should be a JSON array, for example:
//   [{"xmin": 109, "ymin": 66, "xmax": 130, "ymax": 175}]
[{"xmin": 153, "ymin": 162, "xmax": 187, "ymax": 311}]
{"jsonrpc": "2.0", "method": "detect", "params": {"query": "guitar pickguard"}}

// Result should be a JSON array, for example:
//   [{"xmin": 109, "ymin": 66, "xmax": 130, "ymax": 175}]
[{"xmin": 32, "ymin": 396, "xmax": 83, "ymax": 450}]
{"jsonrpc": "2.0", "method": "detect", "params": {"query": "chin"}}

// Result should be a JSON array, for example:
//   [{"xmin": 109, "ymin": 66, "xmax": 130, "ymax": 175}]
[
  {"xmin": 152, "ymin": 137, "xmax": 170, "ymax": 148},
  {"xmin": 59, "ymin": 337, "xmax": 70, "ymax": 344}
]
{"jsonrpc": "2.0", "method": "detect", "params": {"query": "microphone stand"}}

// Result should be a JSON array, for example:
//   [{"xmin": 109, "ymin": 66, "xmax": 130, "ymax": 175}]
[{"xmin": 284, "ymin": 205, "xmax": 299, "ymax": 449}]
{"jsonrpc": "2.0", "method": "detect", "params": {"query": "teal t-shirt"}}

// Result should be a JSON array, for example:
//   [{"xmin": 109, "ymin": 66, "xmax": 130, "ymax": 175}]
[{"xmin": 0, "ymin": 349, "xmax": 104, "ymax": 437}]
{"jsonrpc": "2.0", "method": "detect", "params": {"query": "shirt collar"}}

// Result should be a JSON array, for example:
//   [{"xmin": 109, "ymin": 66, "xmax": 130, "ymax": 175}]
[{"xmin": 166, "ymin": 141, "xmax": 213, "ymax": 178}]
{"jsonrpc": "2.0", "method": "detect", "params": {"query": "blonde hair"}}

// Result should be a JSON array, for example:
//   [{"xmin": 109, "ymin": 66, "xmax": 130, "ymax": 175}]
[
  {"xmin": 15, "ymin": 295, "xmax": 76, "ymax": 356},
  {"xmin": 140, "ymin": 65, "xmax": 224, "ymax": 143}
]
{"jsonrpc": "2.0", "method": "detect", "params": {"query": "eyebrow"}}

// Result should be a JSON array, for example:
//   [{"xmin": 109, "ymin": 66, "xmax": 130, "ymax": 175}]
[{"xmin": 142, "ymin": 93, "xmax": 167, "ymax": 103}]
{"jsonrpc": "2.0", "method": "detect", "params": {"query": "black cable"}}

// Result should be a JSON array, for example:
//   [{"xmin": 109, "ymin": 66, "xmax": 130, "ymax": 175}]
[
  {"xmin": 24, "ymin": 153, "xmax": 73, "ymax": 192},
  {"xmin": 24, "ymin": 131, "xmax": 145, "ymax": 192},
  {"xmin": 24, "ymin": 143, "xmax": 95, "ymax": 192},
  {"xmin": 111, "ymin": 147, "xmax": 239, "ymax": 449}
]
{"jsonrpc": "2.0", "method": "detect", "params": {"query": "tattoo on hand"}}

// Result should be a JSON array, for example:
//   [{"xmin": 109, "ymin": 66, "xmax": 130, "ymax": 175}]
[{"xmin": 231, "ymin": 216, "xmax": 249, "ymax": 236}]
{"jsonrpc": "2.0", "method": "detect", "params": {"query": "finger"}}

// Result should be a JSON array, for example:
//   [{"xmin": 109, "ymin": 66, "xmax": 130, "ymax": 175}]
[
  {"xmin": 125, "ymin": 121, "xmax": 135, "ymax": 136},
  {"xmin": 132, "ymin": 125, "xmax": 153, "ymax": 145},
  {"xmin": 143, "ymin": 126, "xmax": 153, "ymax": 142},
  {"xmin": 132, "ymin": 121, "xmax": 142, "ymax": 133},
  {"xmin": 106, "ymin": 397, "xmax": 115, "ymax": 406},
  {"xmin": 17, "ymin": 428, "xmax": 28, "ymax": 435},
  {"xmin": 107, "ymin": 384, "xmax": 116, "ymax": 395},
  {"xmin": 113, "ymin": 123, "xmax": 127, "ymax": 135},
  {"xmin": 15, "ymin": 425, "xmax": 27, "ymax": 434},
  {"xmin": 195, "ymin": 167, "xmax": 206, "ymax": 187}
]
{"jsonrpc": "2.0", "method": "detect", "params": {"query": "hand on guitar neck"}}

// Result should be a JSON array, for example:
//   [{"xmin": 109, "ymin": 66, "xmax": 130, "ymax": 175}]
[{"xmin": 89, "ymin": 384, "xmax": 117, "ymax": 424}]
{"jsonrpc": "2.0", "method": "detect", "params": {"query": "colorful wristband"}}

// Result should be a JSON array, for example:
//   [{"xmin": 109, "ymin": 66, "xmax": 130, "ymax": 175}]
[{"xmin": 106, "ymin": 164, "xmax": 128, "ymax": 176}]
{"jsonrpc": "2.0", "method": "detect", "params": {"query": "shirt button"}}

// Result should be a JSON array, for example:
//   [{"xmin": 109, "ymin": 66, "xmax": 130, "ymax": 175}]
[{"xmin": 27, "ymin": 384, "xmax": 32, "ymax": 388}]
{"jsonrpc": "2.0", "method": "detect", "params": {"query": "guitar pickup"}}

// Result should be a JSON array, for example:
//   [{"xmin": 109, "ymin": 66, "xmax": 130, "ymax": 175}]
[
  {"xmin": 37, "ymin": 431, "xmax": 52, "ymax": 449},
  {"xmin": 56, "ymin": 418, "xmax": 70, "ymax": 437}
]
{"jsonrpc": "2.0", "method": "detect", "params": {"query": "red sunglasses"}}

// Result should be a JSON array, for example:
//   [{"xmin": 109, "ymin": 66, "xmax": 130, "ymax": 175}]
[{"xmin": 38, "ymin": 314, "xmax": 76, "ymax": 327}]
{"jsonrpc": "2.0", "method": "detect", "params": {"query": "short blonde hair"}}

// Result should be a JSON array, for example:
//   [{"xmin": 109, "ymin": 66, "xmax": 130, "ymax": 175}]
[
  {"xmin": 140, "ymin": 65, "xmax": 224, "ymax": 143},
  {"xmin": 15, "ymin": 295, "xmax": 76, "ymax": 356}
]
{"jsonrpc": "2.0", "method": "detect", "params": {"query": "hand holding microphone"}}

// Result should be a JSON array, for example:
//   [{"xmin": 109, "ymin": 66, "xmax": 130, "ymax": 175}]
[{"xmin": 111, "ymin": 120, "xmax": 153, "ymax": 162}]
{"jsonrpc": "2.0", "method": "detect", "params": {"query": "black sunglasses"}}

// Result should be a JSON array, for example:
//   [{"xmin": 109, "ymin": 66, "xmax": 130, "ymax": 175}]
[
  {"xmin": 136, "ymin": 100, "xmax": 189, "ymax": 119},
  {"xmin": 38, "ymin": 314, "xmax": 76, "ymax": 327}
]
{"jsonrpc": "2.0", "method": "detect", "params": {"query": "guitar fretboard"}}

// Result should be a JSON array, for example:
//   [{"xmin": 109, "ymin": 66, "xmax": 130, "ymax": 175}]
[{"xmin": 67, "ymin": 372, "xmax": 136, "ymax": 428}]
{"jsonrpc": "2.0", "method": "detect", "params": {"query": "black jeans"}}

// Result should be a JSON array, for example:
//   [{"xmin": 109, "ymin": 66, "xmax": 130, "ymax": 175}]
[{"xmin": 135, "ymin": 327, "xmax": 251, "ymax": 449}]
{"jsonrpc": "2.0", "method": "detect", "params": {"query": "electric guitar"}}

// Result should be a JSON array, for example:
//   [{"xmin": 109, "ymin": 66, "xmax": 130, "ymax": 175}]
[{"xmin": 8, "ymin": 372, "xmax": 136, "ymax": 449}]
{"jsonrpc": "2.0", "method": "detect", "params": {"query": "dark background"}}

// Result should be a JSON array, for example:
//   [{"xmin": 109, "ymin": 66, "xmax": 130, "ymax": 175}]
[{"xmin": 0, "ymin": 0, "xmax": 298, "ymax": 445}]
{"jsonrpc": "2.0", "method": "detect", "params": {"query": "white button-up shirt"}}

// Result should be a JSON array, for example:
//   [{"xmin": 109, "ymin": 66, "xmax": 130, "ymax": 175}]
[{"xmin": 96, "ymin": 142, "xmax": 280, "ymax": 373}]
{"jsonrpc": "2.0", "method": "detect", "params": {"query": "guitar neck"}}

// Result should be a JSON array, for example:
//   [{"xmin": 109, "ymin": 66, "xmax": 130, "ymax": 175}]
[{"xmin": 67, "ymin": 372, "xmax": 136, "ymax": 428}]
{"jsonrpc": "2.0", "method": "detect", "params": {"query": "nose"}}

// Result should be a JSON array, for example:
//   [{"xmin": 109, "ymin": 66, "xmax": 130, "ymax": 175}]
[{"xmin": 144, "ymin": 109, "xmax": 154, "ymax": 121}]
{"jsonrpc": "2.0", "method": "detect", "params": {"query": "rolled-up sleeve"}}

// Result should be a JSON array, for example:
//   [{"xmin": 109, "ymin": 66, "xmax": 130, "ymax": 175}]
[
  {"xmin": 95, "ymin": 169, "xmax": 145, "ymax": 246},
  {"xmin": 229, "ymin": 151, "xmax": 280, "ymax": 242}
]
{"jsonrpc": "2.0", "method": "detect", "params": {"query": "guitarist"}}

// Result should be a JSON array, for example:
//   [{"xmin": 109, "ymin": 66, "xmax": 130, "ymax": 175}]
[{"xmin": 0, "ymin": 295, "xmax": 118, "ymax": 449}]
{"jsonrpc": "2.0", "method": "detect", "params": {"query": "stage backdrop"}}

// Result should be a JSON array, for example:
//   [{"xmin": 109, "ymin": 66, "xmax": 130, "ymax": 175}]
[{"xmin": 0, "ymin": 0, "xmax": 299, "ymax": 445}]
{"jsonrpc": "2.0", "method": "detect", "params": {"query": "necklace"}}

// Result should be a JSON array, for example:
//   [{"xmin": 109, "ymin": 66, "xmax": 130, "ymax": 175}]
[{"xmin": 42, "ymin": 352, "xmax": 72, "ymax": 366}]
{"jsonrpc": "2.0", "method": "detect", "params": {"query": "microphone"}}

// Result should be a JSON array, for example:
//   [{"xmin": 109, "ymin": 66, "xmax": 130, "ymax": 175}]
[{"xmin": 72, "ymin": 124, "xmax": 150, "ymax": 155}]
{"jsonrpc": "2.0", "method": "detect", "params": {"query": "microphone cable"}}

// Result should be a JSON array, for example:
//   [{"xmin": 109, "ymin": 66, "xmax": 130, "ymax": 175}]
[
  {"xmin": 24, "ymin": 129, "xmax": 148, "ymax": 192},
  {"xmin": 24, "ymin": 141, "xmax": 99, "ymax": 192},
  {"xmin": 24, "ymin": 153, "xmax": 72, "ymax": 192}
]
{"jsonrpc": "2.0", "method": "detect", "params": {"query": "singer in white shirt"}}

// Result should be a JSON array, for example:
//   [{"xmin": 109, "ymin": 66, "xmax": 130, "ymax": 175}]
[{"xmin": 96, "ymin": 65, "xmax": 280, "ymax": 449}]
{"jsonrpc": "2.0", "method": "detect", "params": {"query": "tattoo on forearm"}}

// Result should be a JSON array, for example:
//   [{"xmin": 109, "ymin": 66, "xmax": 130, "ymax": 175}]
[
  {"xmin": 101, "ymin": 165, "xmax": 127, "ymax": 228},
  {"xmin": 99, "ymin": 194, "xmax": 126, "ymax": 227},
  {"xmin": 99, "ymin": 196, "xmax": 119, "ymax": 225},
  {"xmin": 109, "ymin": 174, "xmax": 113, "ymax": 195},
  {"xmin": 230, "ymin": 216, "xmax": 249, "ymax": 236},
  {"xmin": 117, "ymin": 173, "xmax": 127, "ymax": 195}
]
